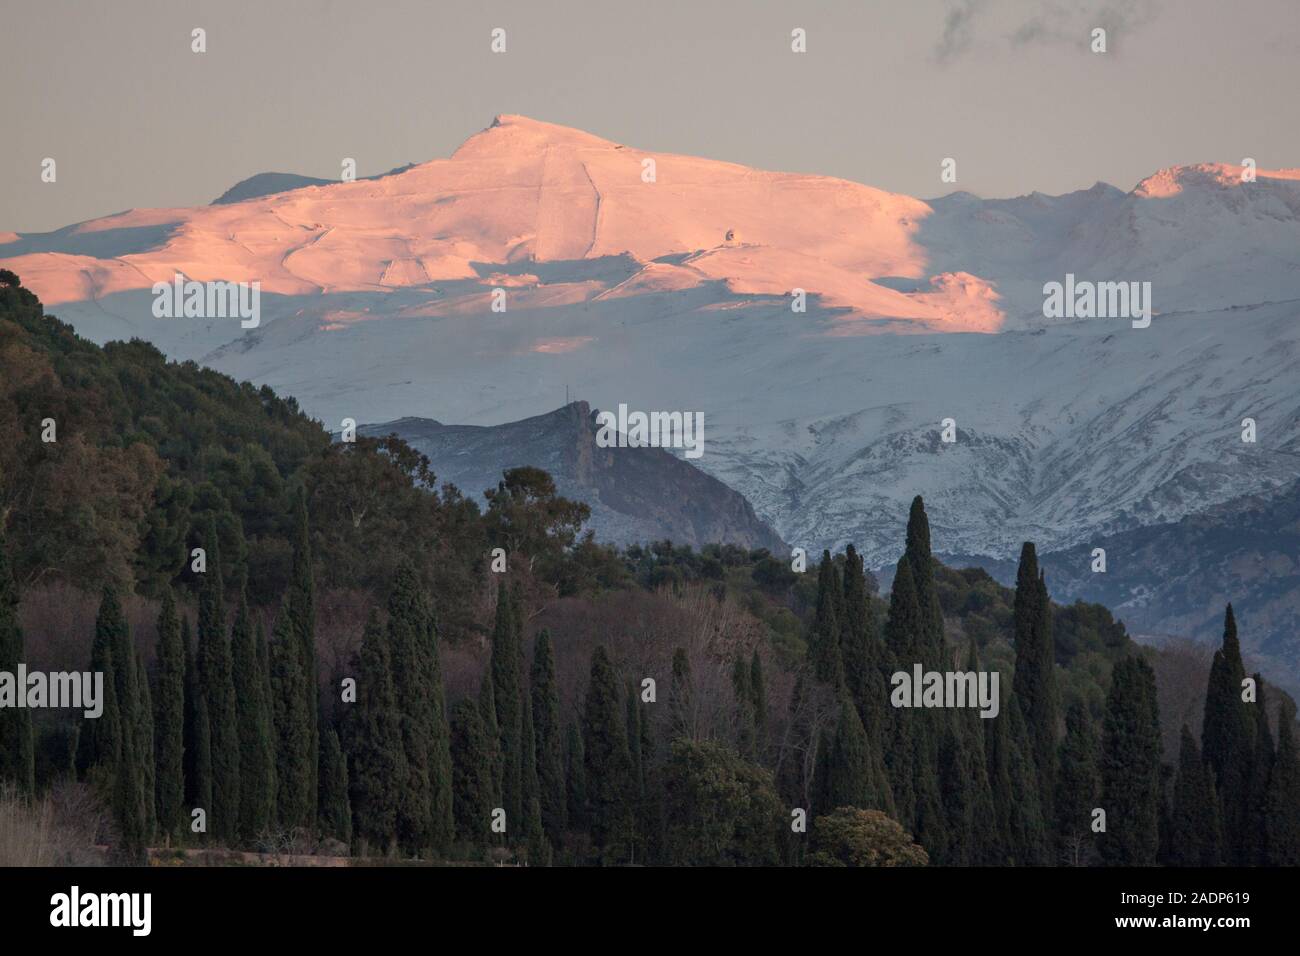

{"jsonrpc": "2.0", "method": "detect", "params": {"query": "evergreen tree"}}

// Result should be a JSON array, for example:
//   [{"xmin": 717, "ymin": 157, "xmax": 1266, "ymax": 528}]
[
  {"xmin": 1055, "ymin": 699, "xmax": 1101, "ymax": 865},
  {"xmin": 883, "ymin": 559, "xmax": 923, "ymax": 831},
  {"xmin": 961, "ymin": 639, "xmax": 999, "ymax": 865},
  {"xmin": 319, "ymin": 727, "xmax": 352, "ymax": 845},
  {"xmin": 565, "ymin": 719, "xmax": 588, "ymax": 832},
  {"xmin": 346, "ymin": 611, "xmax": 406, "ymax": 854},
  {"xmin": 809, "ymin": 551, "xmax": 845, "ymax": 686},
  {"xmin": 288, "ymin": 487, "xmax": 318, "ymax": 824},
  {"xmin": 1265, "ymin": 702, "xmax": 1300, "ymax": 865},
  {"xmin": 1012, "ymin": 543, "xmax": 1060, "ymax": 821},
  {"xmin": 422, "ymin": 585, "xmax": 455, "ymax": 856},
  {"xmin": 489, "ymin": 583, "xmax": 524, "ymax": 829},
  {"xmin": 270, "ymin": 606, "xmax": 312, "ymax": 832},
  {"xmin": 78, "ymin": 584, "xmax": 125, "ymax": 775},
  {"xmin": 530, "ymin": 630, "xmax": 567, "ymax": 839},
  {"xmin": 232, "ymin": 590, "xmax": 275, "ymax": 844},
  {"xmin": 839, "ymin": 544, "xmax": 875, "ymax": 727},
  {"xmin": 450, "ymin": 698, "xmax": 494, "ymax": 847},
  {"xmin": 1201, "ymin": 605, "xmax": 1254, "ymax": 863},
  {"xmin": 477, "ymin": 671, "xmax": 502, "ymax": 814},
  {"xmin": 521, "ymin": 685, "xmax": 548, "ymax": 864},
  {"xmin": 1169, "ymin": 724, "xmax": 1222, "ymax": 866},
  {"xmin": 181, "ymin": 615, "xmax": 208, "ymax": 815},
  {"xmin": 0, "ymin": 528, "xmax": 34, "ymax": 794},
  {"xmin": 825, "ymin": 695, "xmax": 895, "ymax": 817},
  {"xmin": 583, "ymin": 645, "xmax": 634, "ymax": 863},
  {"xmin": 134, "ymin": 653, "xmax": 156, "ymax": 843},
  {"xmin": 197, "ymin": 518, "xmax": 240, "ymax": 844},
  {"xmin": 153, "ymin": 589, "xmax": 185, "ymax": 842},
  {"xmin": 625, "ymin": 679, "xmax": 646, "ymax": 860},
  {"xmin": 385, "ymin": 564, "xmax": 433, "ymax": 850},
  {"xmin": 903, "ymin": 497, "xmax": 946, "ymax": 667},
  {"xmin": 1100, "ymin": 655, "xmax": 1162, "ymax": 866},
  {"xmin": 1244, "ymin": 674, "xmax": 1273, "ymax": 865}
]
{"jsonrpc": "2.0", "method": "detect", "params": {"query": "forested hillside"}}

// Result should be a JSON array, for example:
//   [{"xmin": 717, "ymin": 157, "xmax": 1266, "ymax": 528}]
[{"xmin": 2, "ymin": 271, "xmax": 1298, "ymax": 867}]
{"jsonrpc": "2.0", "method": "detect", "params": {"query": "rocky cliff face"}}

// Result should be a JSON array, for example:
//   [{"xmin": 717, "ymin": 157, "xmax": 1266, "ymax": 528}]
[{"xmin": 360, "ymin": 401, "xmax": 787, "ymax": 554}]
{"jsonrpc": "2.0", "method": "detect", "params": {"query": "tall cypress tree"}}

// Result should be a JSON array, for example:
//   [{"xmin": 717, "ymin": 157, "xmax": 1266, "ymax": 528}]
[
  {"xmin": 961, "ymin": 638, "xmax": 1000, "ymax": 865},
  {"xmin": 824, "ymin": 695, "xmax": 895, "ymax": 817},
  {"xmin": 197, "ymin": 518, "xmax": 239, "ymax": 844},
  {"xmin": 521, "ymin": 686, "xmax": 548, "ymax": 864},
  {"xmin": 809, "ymin": 551, "xmax": 844, "ymax": 686},
  {"xmin": 1266, "ymin": 702, "xmax": 1300, "ymax": 865},
  {"xmin": 346, "ymin": 610, "xmax": 406, "ymax": 854},
  {"xmin": 1100, "ymin": 655, "xmax": 1162, "ymax": 866},
  {"xmin": 134, "ymin": 653, "xmax": 156, "ymax": 843},
  {"xmin": 1055, "ymin": 699, "xmax": 1101, "ymax": 865},
  {"xmin": 583, "ymin": 645, "xmax": 634, "ymax": 863},
  {"xmin": 840, "ymin": 544, "xmax": 876, "ymax": 729},
  {"xmin": 489, "ymin": 584, "xmax": 524, "ymax": 831},
  {"xmin": 181, "ymin": 615, "xmax": 206, "ymax": 812},
  {"xmin": 78, "ymin": 584, "xmax": 125, "ymax": 775},
  {"xmin": 153, "ymin": 590, "xmax": 185, "ymax": 843},
  {"xmin": 624, "ymin": 679, "xmax": 646, "ymax": 859},
  {"xmin": 1169, "ymin": 724, "xmax": 1222, "ymax": 866},
  {"xmin": 883, "ymin": 559, "xmax": 921, "ymax": 829},
  {"xmin": 903, "ymin": 497, "xmax": 945, "ymax": 668},
  {"xmin": 530, "ymin": 630, "xmax": 566, "ymax": 839},
  {"xmin": 319, "ymin": 726, "xmax": 352, "ymax": 845},
  {"xmin": 421, "ymin": 582, "xmax": 454, "ymax": 856},
  {"xmin": 450, "ymin": 698, "xmax": 494, "ymax": 847},
  {"xmin": 288, "ymin": 488, "xmax": 318, "ymax": 824},
  {"xmin": 232, "ymin": 589, "xmax": 275, "ymax": 844},
  {"xmin": 1012, "ymin": 544, "xmax": 1060, "ymax": 821},
  {"xmin": 0, "ymin": 528, "xmax": 34, "ymax": 794},
  {"xmin": 565, "ymin": 719, "xmax": 588, "ymax": 832},
  {"xmin": 1244, "ymin": 674, "xmax": 1274, "ymax": 865},
  {"xmin": 1201, "ymin": 605, "xmax": 1254, "ymax": 864},
  {"xmin": 386, "ymin": 564, "xmax": 433, "ymax": 850},
  {"xmin": 478, "ymin": 670, "xmax": 502, "ymax": 816},
  {"xmin": 270, "ymin": 605, "xmax": 312, "ymax": 832}
]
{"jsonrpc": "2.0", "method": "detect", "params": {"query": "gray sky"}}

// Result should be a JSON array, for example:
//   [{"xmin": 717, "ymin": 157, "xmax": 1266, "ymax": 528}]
[{"xmin": 4, "ymin": 0, "xmax": 1298, "ymax": 232}]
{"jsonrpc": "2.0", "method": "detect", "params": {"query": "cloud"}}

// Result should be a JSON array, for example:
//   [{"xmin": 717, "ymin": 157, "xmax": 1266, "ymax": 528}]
[{"xmin": 936, "ymin": 0, "xmax": 1161, "ymax": 61}]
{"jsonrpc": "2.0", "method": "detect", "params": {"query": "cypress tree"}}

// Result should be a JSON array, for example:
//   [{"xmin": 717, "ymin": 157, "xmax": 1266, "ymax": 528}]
[
  {"xmin": 521, "ymin": 686, "xmax": 549, "ymax": 864},
  {"xmin": 134, "ymin": 653, "xmax": 156, "ymax": 843},
  {"xmin": 1201, "ymin": 605, "xmax": 1254, "ymax": 863},
  {"xmin": 288, "ymin": 488, "xmax": 318, "ymax": 823},
  {"xmin": 1055, "ymin": 699, "xmax": 1101, "ymax": 865},
  {"xmin": 825, "ymin": 695, "xmax": 894, "ymax": 817},
  {"xmin": 346, "ymin": 610, "xmax": 406, "ymax": 854},
  {"xmin": 319, "ymin": 726, "xmax": 352, "ymax": 845},
  {"xmin": 1006, "ymin": 698, "xmax": 1049, "ymax": 864},
  {"xmin": 565, "ymin": 719, "xmax": 588, "ymax": 831},
  {"xmin": 903, "ymin": 497, "xmax": 946, "ymax": 667},
  {"xmin": 478, "ymin": 671, "xmax": 502, "ymax": 814},
  {"xmin": 583, "ymin": 645, "xmax": 634, "ymax": 863},
  {"xmin": 1169, "ymin": 724, "xmax": 1222, "ymax": 866},
  {"xmin": 1012, "ymin": 544, "xmax": 1060, "ymax": 820},
  {"xmin": 1265, "ymin": 702, "xmax": 1300, "ymax": 865},
  {"xmin": 489, "ymin": 584, "xmax": 523, "ymax": 829},
  {"xmin": 78, "ymin": 584, "xmax": 125, "ymax": 775},
  {"xmin": 625, "ymin": 679, "xmax": 646, "ymax": 859},
  {"xmin": 197, "ymin": 518, "xmax": 240, "ymax": 844},
  {"xmin": 531, "ymin": 630, "xmax": 567, "ymax": 839},
  {"xmin": 113, "ymin": 709, "xmax": 147, "ymax": 865},
  {"xmin": 153, "ymin": 590, "xmax": 185, "ymax": 842},
  {"xmin": 270, "ymin": 606, "xmax": 312, "ymax": 832},
  {"xmin": 884, "ymin": 560, "xmax": 923, "ymax": 830},
  {"xmin": 181, "ymin": 615, "xmax": 205, "ymax": 810},
  {"xmin": 422, "ymin": 585, "xmax": 455, "ymax": 856},
  {"xmin": 385, "ymin": 564, "xmax": 433, "ymax": 850},
  {"xmin": 0, "ymin": 528, "xmax": 34, "ymax": 794},
  {"xmin": 961, "ymin": 639, "xmax": 999, "ymax": 865},
  {"xmin": 809, "ymin": 551, "xmax": 844, "ymax": 686},
  {"xmin": 450, "ymin": 698, "xmax": 494, "ymax": 847},
  {"xmin": 1244, "ymin": 674, "xmax": 1273, "ymax": 865},
  {"xmin": 1100, "ymin": 655, "xmax": 1162, "ymax": 866},
  {"xmin": 232, "ymin": 590, "xmax": 275, "ymax": 844},
  {"xmin": 840, "ymin": 545, "xmax": 872, "ymax": 722}
]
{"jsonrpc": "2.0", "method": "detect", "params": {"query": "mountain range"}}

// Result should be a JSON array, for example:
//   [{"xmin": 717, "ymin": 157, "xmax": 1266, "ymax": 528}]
[{"xmin": 3, "ymin": 113, "xmax": 1297, "ymax": 677}]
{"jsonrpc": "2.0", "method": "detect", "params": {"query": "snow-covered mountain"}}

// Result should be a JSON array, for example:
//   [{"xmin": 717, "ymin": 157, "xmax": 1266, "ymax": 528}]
[{"xmin": 3, "ymin": 114, "xmax": 1298, "ymax": 571}]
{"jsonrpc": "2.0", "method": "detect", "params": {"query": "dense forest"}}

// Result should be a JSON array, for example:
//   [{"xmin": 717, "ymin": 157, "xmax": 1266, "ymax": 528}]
[{"xmin": 2, "ymin": 269, "xmax": 1299, "ymax": 866}]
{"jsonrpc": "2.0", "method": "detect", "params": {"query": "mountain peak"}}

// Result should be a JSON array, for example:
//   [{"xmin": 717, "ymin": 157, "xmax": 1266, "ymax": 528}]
[
  {"xmin": 454, "ymin": 114, "xmax": 621, "ymax": 160},
  {"xmin": 1133, "ymin": 162, "xmax": 1300, "ymax": 198}
]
